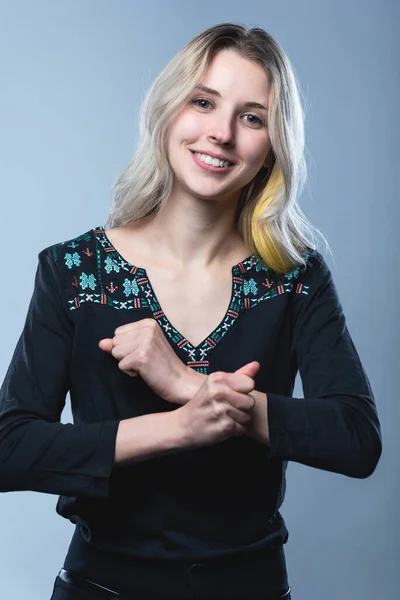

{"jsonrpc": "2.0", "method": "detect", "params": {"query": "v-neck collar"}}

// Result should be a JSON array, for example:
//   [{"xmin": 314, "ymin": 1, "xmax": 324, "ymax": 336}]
[
  {"xmin": 94, "ymin": 225, "xmax": 258, "ymax": 275},
  {"xmin": 93, "ymin": 225, "xmax": 261, "ymax": 355}
]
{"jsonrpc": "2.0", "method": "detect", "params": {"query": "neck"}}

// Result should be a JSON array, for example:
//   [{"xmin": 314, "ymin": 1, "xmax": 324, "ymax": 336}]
[{"xmin": 130, "ymin": 190, "xmax": 248, "ymax": 271}]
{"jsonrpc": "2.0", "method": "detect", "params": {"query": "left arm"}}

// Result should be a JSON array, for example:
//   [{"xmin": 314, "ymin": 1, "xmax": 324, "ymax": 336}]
[{"xmin": 181, "ymin": 251, "xmax": 382, "ymax": 479}]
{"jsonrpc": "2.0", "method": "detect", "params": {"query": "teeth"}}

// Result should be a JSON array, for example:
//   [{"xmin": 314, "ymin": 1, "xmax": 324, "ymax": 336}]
[{"xmin": 194, "ymin": 152, "xmax": 232, "ymax": 168}]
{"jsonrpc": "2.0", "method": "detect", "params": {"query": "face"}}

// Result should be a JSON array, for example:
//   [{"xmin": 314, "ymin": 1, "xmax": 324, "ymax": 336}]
[{"xmin": 166, "ymin": 49, "xmax": 271, "ymax": 205}]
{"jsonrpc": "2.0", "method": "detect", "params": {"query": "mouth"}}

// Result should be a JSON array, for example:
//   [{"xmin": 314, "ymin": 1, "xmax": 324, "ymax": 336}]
[{"xmin": 190, "ymin": 150, "xmax": 235, "ymax": 173}]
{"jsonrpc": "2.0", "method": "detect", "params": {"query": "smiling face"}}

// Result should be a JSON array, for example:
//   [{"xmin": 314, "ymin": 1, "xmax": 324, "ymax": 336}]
[{"xmin": 166, "ymin": 48, "xmax": 272, "ymax": 206}]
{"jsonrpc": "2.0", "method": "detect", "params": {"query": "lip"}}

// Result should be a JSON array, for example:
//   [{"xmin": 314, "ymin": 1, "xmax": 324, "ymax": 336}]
[
  {"xmin": 190, "ymin": 149, "xmax": 235, "ymax": 164},
  {"xmin": 190, "ymin": 150, "xmax": 235, "ymax": 173}
]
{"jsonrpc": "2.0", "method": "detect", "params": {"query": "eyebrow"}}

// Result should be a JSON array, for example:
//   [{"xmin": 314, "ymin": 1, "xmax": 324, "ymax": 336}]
[{"xmin": 193, "ymin": 84, "xmax": 269, "ymax": 112}]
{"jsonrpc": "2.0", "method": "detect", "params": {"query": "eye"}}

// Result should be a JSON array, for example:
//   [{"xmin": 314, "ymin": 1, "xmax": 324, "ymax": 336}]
[
  {"xmin": 191, "ymin": 98, "xmax": 212, "ymax": 110},
  {"xmin": 191, "ymin": 98, "xmax": 265, "ymax": 127},
  {"xmin": 242, "ymin": 114, "xmax": 264, "ymax": 126}
]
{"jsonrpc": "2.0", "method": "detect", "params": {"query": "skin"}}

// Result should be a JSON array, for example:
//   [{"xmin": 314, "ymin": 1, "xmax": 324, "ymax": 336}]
[
  {"xmin": 98, "ymin": 318, "xmax": 259, "ymax": 406},
  {"xmin": 99, "ymin": 49, "xmax": 272, "ymax": 445},
  {"xmin": 114, "ymin": 47, "xmax": 272, "ymax": 271}
]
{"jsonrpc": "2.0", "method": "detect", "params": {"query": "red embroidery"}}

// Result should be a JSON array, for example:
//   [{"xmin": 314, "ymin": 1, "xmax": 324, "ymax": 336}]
[{"xmin": 106, "ymin": 282, "xmax": 118, "ymax": 294}]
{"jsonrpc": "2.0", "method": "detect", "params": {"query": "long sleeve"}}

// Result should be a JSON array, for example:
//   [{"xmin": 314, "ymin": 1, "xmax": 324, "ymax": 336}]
[
  {"xmin": 266, "ymin": 251, "xmax": 382, "ymax": 478},
  {"xmin": 0, "ymin": 248, "xmax": 120, "ymax": 499}
]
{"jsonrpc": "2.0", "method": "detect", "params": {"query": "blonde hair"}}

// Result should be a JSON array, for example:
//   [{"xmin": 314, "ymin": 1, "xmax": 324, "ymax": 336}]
[{"xmin": 105, "ymin": 22, "xmax": 330, "ymax": 273}]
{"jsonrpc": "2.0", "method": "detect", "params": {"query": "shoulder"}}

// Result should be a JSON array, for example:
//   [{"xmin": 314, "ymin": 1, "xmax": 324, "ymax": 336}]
[
  {"xmin": 38, "ymin": 225, "xmax": 99, "ymax": 267},
  {"xmin": 288, "ymin": 248, "xmax": 338, "ymax": 307},
  {"xmin": 251, "ymin": 248, "xmax": 326, "ymax": 284},
  {"xmin": 34, "ymin": 226, "xmax": 104, "ymax": 311},
  {"xmin": 265, "ymin": 248, "xmax": 331, "ymax": 300},
  {"xmin": 287, "ymin": 248, "xmax": 328, "ymax": 280},
  {"xmin": 35, "ymin": 226, "xmax": 101, "ymax": 297}
]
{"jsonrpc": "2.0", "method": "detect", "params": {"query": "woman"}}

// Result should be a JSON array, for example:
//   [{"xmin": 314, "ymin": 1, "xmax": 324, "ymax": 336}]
[{"xmin": 0, "ymin": 23, "xmax": 382, "ymax": 600}]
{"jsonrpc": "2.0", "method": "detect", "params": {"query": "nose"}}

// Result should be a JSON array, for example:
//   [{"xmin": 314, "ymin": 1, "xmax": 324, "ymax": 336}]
[
  {"xmin": 207, "ymin": 115, "xmax": 235, "ymax": 146},
  {"xmin": 207, "ymin": 131, "xmax": 234, "ymax": 146}
]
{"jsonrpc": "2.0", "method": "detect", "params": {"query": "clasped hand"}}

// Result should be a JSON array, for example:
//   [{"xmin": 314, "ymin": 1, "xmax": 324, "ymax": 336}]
[
  {"xmin": 98, "ymin": 319, "xmax": 259, "ymax": 442},
  {"xmin": 98, "ymin": 318, "xmax": 195, "ymax": 404}
]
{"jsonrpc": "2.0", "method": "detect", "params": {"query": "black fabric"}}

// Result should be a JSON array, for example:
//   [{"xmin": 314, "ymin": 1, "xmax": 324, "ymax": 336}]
[
  {"xmin": 60, "ymin": 544, "xmax": 292, "ymax": 599},
  {"xmin": 1, "ymin": 225, "xmax": 381, "ymax": 581}
]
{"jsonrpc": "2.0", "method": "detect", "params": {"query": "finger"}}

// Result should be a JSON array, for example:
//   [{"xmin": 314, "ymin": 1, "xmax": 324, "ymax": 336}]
[
  {"xmin": 248, "ymin": 393, "xmax": 256, "ymax": 410},
  {"xmin": 111, "ymin": 327, "xmax": 151, "ymax": 348},
  {"xmin": 223, "ymin": 372, "xmax": 256, "ymax": 395},
  {"xmin": 234, "ymin": 361, "xmax": 260, "ymax": 377},
  {"xmin": 111, "ymin": 330, "xmax": 137, "ymax": 345},
  {"xmin": 116, "ymin": 360, "xmax": 138, "ymax": 377},
  {"xmin": 114, "ymin": 318, "xmax": 156, "ymax": 336},
  {"xmin": 114, "ymin": 323, "xmax": 141, "ymax": 335},
  {"xmin": 98, "ymin": 338, "xmax": 113, "ymax": 352},
  {"xmin": 118, "ymin": 353, "xmax": 140, "ymax": 374},
  {"xmin": 224, "ymin": 389, "xmax": 256, "ymax": 412},
  {"xmin": 111, "ymin": 341, "xmax": 141, "ymax": 362},
  {"xmin": 242, "ymin": 393, "xmax": 256, "ymax": 412},
  {"xmin": 123, "ymin": 369, "xmax": 138, "ymax": 378},
  {"xmin": 226, "ymin": 403, "xmax": 253, "ymax": 425}
]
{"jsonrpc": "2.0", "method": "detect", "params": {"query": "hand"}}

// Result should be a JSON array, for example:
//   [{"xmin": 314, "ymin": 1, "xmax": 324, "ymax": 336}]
[
  {"xmin": 171, "ymin": 361, "xmax": 261, "ymax": 448},
  {"xmin": 98, "ymin": 318, "xmax": 197, "ymax": 405},
  {"xmin": 178, "ymin": 360, "xmax": 261, "ymax": 404}
]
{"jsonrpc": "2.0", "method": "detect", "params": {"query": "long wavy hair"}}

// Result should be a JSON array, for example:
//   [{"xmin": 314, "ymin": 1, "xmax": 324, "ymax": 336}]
[{"xmin": 105, "ymin": 22, "xmax": 330, "ymax": 274}]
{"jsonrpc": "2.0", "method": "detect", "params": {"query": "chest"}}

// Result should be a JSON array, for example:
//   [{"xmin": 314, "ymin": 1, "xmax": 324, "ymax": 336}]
[{"xmin": 145, "ymin": 267, "xmax": 234, "ymax": 348}]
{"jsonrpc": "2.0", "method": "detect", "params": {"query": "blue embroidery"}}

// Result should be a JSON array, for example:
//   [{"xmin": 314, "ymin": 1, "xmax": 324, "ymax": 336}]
[
  {"xmin": 104, "ymin": 256, "xmax": 120, "ymax": 274},
  {"xmin": 80, "ymin": 272, "xmax": 97, "ymax": 290},
  {"xmin": 53, "ymin": 226, "xmax": 317, "ymax": 373},
  {"xmin": 285, "ymin": 265, "xmax": 302, "ymax": 280},
  {"xmin": 243, "ymin": 278, "xmax": 258, "ymax": 296},
  {"xmin": 253, "ymin": 261, "xmax": 270, "ymax": 273},
  {"xmin": 123, "ymin": 278, "xmax": 139, "ymax": 297},
  {"xmin": 64, "ymin": 252, "xmax": 81, "ymax": 269}
]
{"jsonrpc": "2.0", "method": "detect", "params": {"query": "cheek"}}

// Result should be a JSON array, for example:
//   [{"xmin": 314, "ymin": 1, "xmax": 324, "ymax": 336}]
[
  {"xmin": 170, "ymin": 111, "xmax": 202, "ymax": 144},
  {"xmin": 245, "ymin": 142, "xmax": 271, "ymax": 172},
  {"xmin": 244, "ymin": 132, "xmax": 270, "ymax": 157}
]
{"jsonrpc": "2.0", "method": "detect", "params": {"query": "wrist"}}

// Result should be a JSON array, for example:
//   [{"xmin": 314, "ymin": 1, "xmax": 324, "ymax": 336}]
[{"xmin": 177, "ymin": 367, "xmax": 207, "ymax": 405}]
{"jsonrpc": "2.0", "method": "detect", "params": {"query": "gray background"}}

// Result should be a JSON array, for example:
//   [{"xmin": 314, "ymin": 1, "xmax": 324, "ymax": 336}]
[{"xmin": 0, "ymin": 1, "xmax": 397, "ymax": 598}]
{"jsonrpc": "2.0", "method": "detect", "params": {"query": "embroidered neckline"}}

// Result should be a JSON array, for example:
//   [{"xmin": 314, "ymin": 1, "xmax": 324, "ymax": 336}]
[
  {"xmin": 93, "ymin": 225, "xmax": 260, "ymax": 275},
  {"xmin": 57, "ymin": 226, "xmax": 310, "ymax": 372},
  {"xmin": 92, "ymin": 225, "xmax": 263, "ymax": 356}
]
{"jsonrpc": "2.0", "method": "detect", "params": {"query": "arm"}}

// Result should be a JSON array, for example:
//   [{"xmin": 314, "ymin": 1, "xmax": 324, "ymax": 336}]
[
  {"xmin": 0, "ymin": 249, "xmax": 186, "ymax": 499},
  {"xmin": 114, "ymin": 412, "xmax": 187, "ymax": 465},
  {"xmin": 182, "ymin": 251, "xmax": 382, "ymax": 479},
  {"xmin": 266, "ymin": 251, "xmax": 382, "ymax": 478}
]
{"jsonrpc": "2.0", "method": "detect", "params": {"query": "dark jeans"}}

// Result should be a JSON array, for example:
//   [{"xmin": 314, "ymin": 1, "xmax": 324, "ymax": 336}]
[
  {"xmin": 50, "ymin": 572, "xmax": 291, "ymax": 599},
  {"xmin": 51, "ymin": 573, "xmax": 291, "ymax": 599},
  {"xmin": 56, "ymin": 527, "xmax": 292, "ymax": 599},
  {"xmin": 50, "ymin": 555, "xmax": 291, "ymax": 600}
]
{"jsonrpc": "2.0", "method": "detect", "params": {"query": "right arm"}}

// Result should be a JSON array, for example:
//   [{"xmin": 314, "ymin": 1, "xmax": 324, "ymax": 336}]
[
  {"xmin": 114, "ymin": 412, "xmax": 186, "ymax": 465},
  {"xmin": 0, "ymin": 249, "xmax": 186, "ymax": 500}
]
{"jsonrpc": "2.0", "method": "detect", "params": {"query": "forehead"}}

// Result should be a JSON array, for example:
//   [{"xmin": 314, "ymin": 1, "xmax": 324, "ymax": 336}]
[{"xmin": 199, "ymin": 49, "xmax": 270, "ymax": 97}]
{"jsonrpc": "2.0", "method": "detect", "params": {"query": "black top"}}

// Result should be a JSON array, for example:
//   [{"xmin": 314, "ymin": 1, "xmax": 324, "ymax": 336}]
[{"xmin": 0, "ymin": 225, "xmax": 382, "ymax": 563}]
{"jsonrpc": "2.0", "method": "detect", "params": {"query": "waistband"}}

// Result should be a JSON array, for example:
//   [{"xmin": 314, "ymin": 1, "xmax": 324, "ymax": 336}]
[{"xmin": 63, "ymin": 526, "xmax": 289, "ymax": 598}]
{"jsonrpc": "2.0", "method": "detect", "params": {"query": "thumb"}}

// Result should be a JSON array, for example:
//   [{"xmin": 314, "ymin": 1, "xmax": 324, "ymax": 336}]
[
  {"xmin": 234, "ymin": 360, "xmax": 260, "ymax": 377},
  {"xmin": 98, "ymin": 338, "xmax": 113, "ymax": 353}
]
